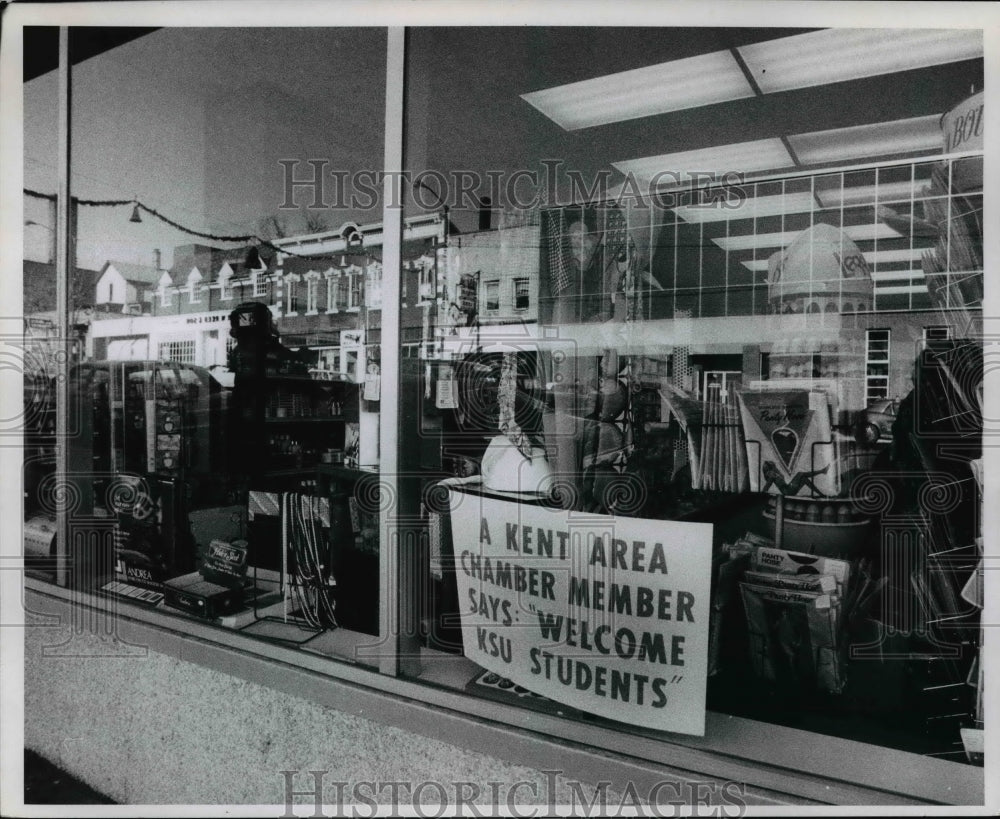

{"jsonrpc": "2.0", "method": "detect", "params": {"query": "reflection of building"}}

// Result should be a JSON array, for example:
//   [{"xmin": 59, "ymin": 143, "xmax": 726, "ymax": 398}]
[
  {"xmin": 440, "ymin": 222, "xmax": 541, "ymax": 329},
  {"xmin": 270, "ymin": 213, "xmax": 446, "ymax": 373},
  {"xmin": 86, "ymin": 216, "xmax": 449, "ymax": 373},
  {"xmin": 23, "ymin": 259, "xmax": 101, "ymax": 316},
  {"xmin": 90, "ymin": 310, "xmax": 233, "ymax": 366},
  {"xmin": 89, "ymin": 244, "xmax": 256, "ymax": 367},
  {"xmin": 95, "ymin": 260, "xmax": 163, "ymax": 314},
  {"xmin": 23, "ymin": 259, "xmax": 102, "ymax": 375}
]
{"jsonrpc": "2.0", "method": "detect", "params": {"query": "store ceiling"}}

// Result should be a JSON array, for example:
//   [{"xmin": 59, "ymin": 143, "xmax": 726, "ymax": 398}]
[
  {"xmin": 23, "ymin": 27, "xmax": 159, "ymax": 82},
  {"xmin": 24, "ymin": 26, "xmax": 984, "ymax": 234},
  {"xmin": 29, "ymin": 26, "xmax": 982, "ymax": 172},
  {"xmin": 411, "ymin": 26, "xmax": 983, "ymax": 223}
]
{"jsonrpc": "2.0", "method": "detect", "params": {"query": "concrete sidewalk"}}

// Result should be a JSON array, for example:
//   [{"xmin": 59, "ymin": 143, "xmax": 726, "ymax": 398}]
[{"xmin": 23, "ymin": 749, "xmax": 116, "ymax": 805}]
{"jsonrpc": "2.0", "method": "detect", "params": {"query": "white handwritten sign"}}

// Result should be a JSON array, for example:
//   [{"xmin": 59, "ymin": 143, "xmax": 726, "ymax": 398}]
[{"xmin": 449, "ymin": 490, "xmax": 713, "ymax": 736}]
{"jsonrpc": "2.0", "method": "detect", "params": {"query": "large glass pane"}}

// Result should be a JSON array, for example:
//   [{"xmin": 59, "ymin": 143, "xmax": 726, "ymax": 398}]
[
  {"xmin": 399, "ymin": 25, "xmax": 984, "ymax": 769},
  {"xmin": 23, "ymin": 27, "xmax": 389, "ymax": 657}
]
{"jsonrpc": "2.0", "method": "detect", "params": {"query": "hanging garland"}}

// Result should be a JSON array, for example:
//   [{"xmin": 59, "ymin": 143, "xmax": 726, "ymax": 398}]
[{"xmin": 22, "ymin": 188, "xmax": 375, "ymax": 264}]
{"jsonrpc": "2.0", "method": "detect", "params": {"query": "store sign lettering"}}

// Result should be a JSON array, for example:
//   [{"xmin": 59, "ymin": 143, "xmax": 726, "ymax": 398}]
[
  {"xmin": 449, "ymin": 492, "xmax": 712, "ymax": 735},
  {"xmin": 944, "ymin": 99, "xmax": 984, "ymax": 153},
  {"xmin": 185, "ymin": 314, "xmax": 227, "ymax": 325},
  {"xmin": 836, "ymin": 251, "xmax": 869, "ymax": 279}
]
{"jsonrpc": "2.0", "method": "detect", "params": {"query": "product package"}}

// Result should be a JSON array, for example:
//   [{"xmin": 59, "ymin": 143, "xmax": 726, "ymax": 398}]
[
  {"xmin": 659, "ymin": 383, "xmax": 749, "ymax": 491},
  {"xmin": 709, "ymin": 549, "xmax": 750, "ymax": 677},
  {"xmin": 751, "ymin": 545, "xmax": 851, "ymax": 594},
  {"xmin": 736, "ymin": 388, "xmax": 837, "ymax": 496},
  {"xmin": 740, "ymin": 582, "xmax": 845, "ymax": 693},
  {"xmin": 710, "ymin": 531, "xmax": 778, "ymax": 677},
  {"xmin": 742, "ymin": 570, "xmax": 838, "ymax": 595},
  {"xmin": 736, "ymin": 543, "xmax": 859, "ymax": 693}
]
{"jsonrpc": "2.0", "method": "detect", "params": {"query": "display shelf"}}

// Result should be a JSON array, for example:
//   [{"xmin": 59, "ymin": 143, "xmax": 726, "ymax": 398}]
[
  {"xmin": 263, "ymin": 416, "xmax": 346, "ymax": 424},
  {"xmin": 262, "ymin": 467, "xmax": 321, "ymax": 477},
  {"xmin": 316, "ymin": 463, "xmax": 378, "ymax": 478}
]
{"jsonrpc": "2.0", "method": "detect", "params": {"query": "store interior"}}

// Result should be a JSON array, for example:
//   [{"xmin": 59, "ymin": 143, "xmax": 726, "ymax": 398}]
[{"xmin": 20, "ymin": 23, "xmax": 985, "ymax": 791}]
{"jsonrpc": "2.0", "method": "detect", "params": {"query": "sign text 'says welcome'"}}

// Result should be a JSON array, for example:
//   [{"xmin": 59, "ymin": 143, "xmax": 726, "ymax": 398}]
[{"xmin": 450, "ymin": 491, "xmax": 713, "ymax": 735}]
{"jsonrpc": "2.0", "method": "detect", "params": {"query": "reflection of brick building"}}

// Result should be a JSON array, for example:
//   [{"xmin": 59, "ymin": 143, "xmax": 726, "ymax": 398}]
[
  {"xmin": 86, "ymin": 215, "xmax": 448, "ymax": 372},
  {"xmin": 440, "ymin": 223, "xmax": 541, "ymax": 328},
  {"xmin": 23, "ymin": 259, "xmax": 102, "ymax": 376},
  {"xmin": 90, "ymin": 244, "xmax": 257, "ymax": 366},
  {"xmin": 23, "ymin": 259, "xmax": 101, "ymax": 316}
]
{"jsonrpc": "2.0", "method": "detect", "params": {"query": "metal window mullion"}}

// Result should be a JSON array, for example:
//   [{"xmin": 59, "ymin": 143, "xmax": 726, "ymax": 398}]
[
  {"xmin": 55, "ymin": 28, "xmax": 71, "ymax": 587},
  {"xmin": 838, "ymin": 173, "xmax": 845, "ymax": 318},
  {"xmin": 808, "ymin": 176, "xmax": 815, "ymax": 317},
  {"xmin": 945, "ymin": 159, "xmax": 953, "ymax": 310},
  {"xmin": 723, "ymin": 195, "xmax": 730, "ymax": 318},
  {"xmin": 752, "ymin": 184, "xmax": 759, "ymax": 315},
  {"xmin": 909, "ymin": 162, "xmax": 916, "ymax": 311},
  {"xmin": 378, "ymin": 26, "xmax": 406, "ymax": 677},
  {"xmin": 697, "ymin": 216, "xmax": 704, "ymax": 318},
  {"xmin": 672, "ymin": 214, "xmax": 678, "ymax": 318}
]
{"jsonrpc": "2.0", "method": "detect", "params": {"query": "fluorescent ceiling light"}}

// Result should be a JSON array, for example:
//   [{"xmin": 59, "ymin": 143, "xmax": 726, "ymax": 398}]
[
  {"xmin": 673, "ymin": 190, "xmax": 815, "ymax": 223},
  {"xmin": 521, "ymin": 51, "xmax": 754, "ymax": 131},
  {"xmin": 876, "ymin": 285, "xmax": 928, "ymax": 296},
  {"xmin": 716, "ymin": 222, "xmax": 899, "ymax": 251},
  {"xmin": 818, "ymin": 180, "xmax": 929, "ymax": 208},
  {"xmin": 738, "ymin": 29, "xmax": 983, "ymax": 94},
  {"xmin": 863, "ymin": 248, "xmax": 925, "ymax": 264},
  {"xmin": 846, "ymin": 223, "xmax": 903, "ymax": 242},
  {"xmin": 615, "ymin": 139, "xmax": 793, "ymax": 182},
  {"xmin": 739, "ymin": 261, "xmax": 927, "ymax": 286},
  {"xmin": 871, "ymin": 269, "xmax": 924, "ymax": 282},
  {"xmin": 789, "ymin": 116, "xmax": 943, "ymax": 165},
  {"xmin": 715, "ymin": 231, "xmax": 800, "ymax": 252}
]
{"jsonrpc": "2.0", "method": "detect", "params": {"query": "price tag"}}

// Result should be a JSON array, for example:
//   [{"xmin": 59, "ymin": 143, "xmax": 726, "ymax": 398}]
[{"xmin": 201, "ymin": 538, "xmax": 249, "ymax": 585}]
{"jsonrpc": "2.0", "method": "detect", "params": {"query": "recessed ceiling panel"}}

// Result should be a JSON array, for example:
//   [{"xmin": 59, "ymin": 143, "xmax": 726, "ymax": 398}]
[
  {"xmin": 738, "ymin": 28, "xmax": 983, "ymax": 94},
  {"xmin": 521, "ymin": 50, "xmax": 754, "ymax": 131},
  {"xmin": 613, "ymin": 139, "xmax": 794, "ymax": 184},
  {"xmin": 789, "ymin": 115, "xmax": 943, "ymax": 165}
]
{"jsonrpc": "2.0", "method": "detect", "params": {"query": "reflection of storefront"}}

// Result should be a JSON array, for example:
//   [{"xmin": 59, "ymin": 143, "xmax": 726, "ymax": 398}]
[
  {"xmin": 90, "ymin": 310, "xmax": 232, "ymax": 367},
  {"xmin": 20, "ymin": 22, "xmax": 989, "ymax": 812}
]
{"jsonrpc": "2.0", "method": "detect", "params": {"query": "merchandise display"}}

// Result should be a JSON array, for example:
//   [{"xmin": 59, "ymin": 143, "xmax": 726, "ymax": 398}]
[{"xmin": 19, "ymin": 22, "xmax": 989, "ymax": 807}]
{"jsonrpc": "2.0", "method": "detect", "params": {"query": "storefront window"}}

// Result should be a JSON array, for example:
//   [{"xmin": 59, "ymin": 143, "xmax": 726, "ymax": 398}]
[
  {"xmin": 20, "ymin": 20, "xmax": 986, "ymax": 803},
  {"xmin": 23, "ymin": 26, "xmax": 390, "ymax": 660},
  {"xmin": 400, "ymin": 25, "xmax": 984, "ymax": 768}
]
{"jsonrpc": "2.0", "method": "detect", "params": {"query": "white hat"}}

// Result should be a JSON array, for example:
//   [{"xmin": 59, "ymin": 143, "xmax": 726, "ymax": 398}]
[{"xmin": 481, "ymin": 436, "xmax": 554, "ymax": 495}]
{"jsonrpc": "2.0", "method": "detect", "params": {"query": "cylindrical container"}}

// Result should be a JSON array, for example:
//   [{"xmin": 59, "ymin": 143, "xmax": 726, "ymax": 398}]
[
  {"xmin": 941, "ymin": 90, "xmax": 983, "ymax": 192},
  {"xmin": 763, "ymin": 497, "xmax": 873, "ymax": 558}
]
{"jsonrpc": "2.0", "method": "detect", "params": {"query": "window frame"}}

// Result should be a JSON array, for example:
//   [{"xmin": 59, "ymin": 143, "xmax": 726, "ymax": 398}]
[
  {"xmin": 252, "ymin": 269, "xmax": 266, "ymax": 297},
  {"xmin": 484, "ymin": 278, "xmax": 500, "ymax": 315},
  {"xmin": 28, "ymin": 25, "xmax": 987, "ymax": 807},
  {"xmin": 325, "ymin": 271, "xmax": 338, "ymax": 313},
  {"xmin": 219, "ymin": 266, "xmax": 233, "ymax": 301},
  {"xmin": 157, "ymin": 338, "xmax": 196, "ymax": 364},
  {"xmin": 305, "ymin": 270, "xmax": 321, "ymax": 315},
  {"xmin": 284, "ymin": 273, "xmax": 300, "ymax": 316},
  {"xmin": 513, "ymin": 276, "xmax": 530, "ymax": 312},
  {"xmin": 865, "ymin": 328, "xmax": 891, "ymax": 403}
]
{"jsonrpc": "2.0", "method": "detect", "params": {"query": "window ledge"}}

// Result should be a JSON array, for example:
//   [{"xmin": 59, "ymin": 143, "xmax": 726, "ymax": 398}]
[{"xmin": 22, "ymin": 576, "xmax": 983, "ymax": 807}]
